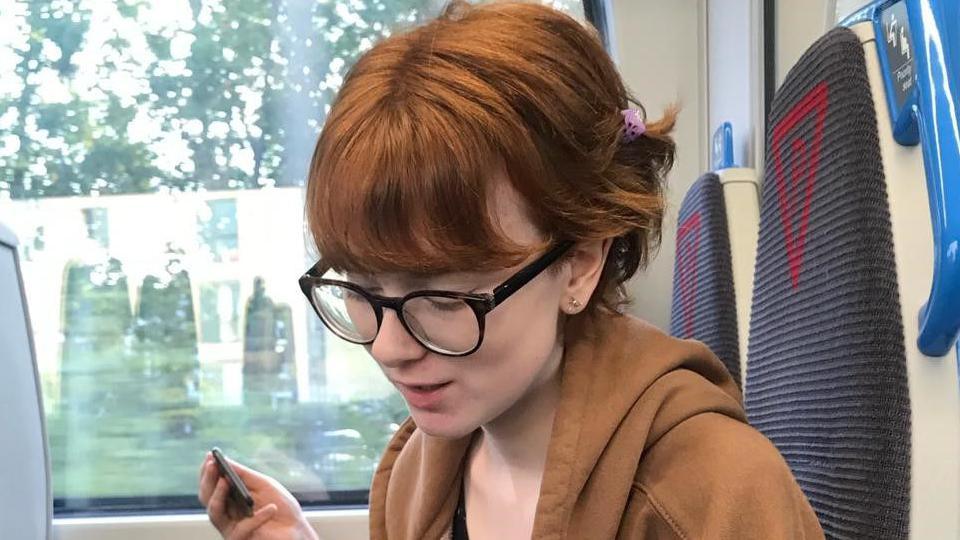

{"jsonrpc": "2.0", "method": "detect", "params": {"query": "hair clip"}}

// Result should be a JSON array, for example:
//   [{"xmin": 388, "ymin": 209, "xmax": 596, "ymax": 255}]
[{"xmin": 621, "ymin": 108, "xmax": 646, "ymax": 143}]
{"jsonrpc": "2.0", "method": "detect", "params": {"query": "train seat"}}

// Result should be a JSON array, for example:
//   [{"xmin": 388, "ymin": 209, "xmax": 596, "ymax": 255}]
[
  {"xmin": 744, "ymin": 11, "xmax": 960, "ymax": 538},
  {"xmin": 669, "ymin": 170, "xmax": 759, "ymax": 389}
]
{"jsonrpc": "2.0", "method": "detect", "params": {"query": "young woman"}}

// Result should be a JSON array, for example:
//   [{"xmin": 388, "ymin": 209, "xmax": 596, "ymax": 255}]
[{"xmin": 198, "ymin": 2, "xmax": 824, "ymax": 538}]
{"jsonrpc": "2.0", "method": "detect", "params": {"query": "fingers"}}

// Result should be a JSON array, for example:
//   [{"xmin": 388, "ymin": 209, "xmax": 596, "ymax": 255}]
[
  {"xmin": 230, "ymin": 504, "xmax": 278, "ymax": 540},
  {"xmin": 206, "ymin": 477, "xmax": 232, "ymax": 532},
  {"xmin": 198, "ymin": 458, "xmax": 218, "ymax": 507},
  {"xmin": 198, "ymin": 452, "xmax": 212, "ymax": 484}
]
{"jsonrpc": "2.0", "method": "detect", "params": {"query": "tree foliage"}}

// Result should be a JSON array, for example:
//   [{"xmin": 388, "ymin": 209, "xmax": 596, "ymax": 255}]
[{"xmin": 0, "ymin": 0, "xmax": 445, "ymax": 199}]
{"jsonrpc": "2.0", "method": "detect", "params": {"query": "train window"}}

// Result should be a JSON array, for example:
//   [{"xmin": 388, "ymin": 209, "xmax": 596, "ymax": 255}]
[{"xmin": 0, "ymin": 0, "xmax": 587, "ymax": 516}]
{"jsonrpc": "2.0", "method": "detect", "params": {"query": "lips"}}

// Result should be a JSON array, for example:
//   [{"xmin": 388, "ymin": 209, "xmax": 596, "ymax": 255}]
[
  {"xmin": 395, "ymin": 380, "xmax": 453, "ymax": 410},
  {"xmin": 400, "ymin": 381, "xmax": 448, "ymax": 391}
]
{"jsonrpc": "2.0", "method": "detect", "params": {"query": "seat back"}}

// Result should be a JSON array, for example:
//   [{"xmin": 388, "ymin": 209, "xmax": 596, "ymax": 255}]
[
  {"xmin": 745, "ymin": 27, "xmax": 912, "ymax": 538},
  {"xmin": 670, "ymin": 173, "xmax": 741, "ymax": 387}
]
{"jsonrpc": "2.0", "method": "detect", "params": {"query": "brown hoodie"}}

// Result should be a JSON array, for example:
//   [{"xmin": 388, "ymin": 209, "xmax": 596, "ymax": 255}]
[{"xmin": 368, "ymin": 312, "xmax": 824, "ymax": 539}]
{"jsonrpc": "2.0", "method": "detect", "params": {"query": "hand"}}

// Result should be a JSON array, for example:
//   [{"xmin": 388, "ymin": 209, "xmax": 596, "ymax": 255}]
[{"xmin": 198, "ymin": 452, "xmax": 319, "ymax": 540}]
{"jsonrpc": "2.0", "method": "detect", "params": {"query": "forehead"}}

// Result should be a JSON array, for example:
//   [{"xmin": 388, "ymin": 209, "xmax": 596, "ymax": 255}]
[{"xmin": 485, "ymin": 169, "xmax": 543, "ymax": 247}]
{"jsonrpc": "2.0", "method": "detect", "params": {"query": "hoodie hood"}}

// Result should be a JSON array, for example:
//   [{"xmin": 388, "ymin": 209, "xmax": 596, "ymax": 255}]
[{"xmin": 368, "ymin": 311, "xmax": 747, "ymax": 539}]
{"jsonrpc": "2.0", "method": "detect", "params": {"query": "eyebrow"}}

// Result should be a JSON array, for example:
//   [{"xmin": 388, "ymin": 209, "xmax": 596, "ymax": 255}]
[{"xmin": 349, "ymin": 271, "xmax": 489, "ymax": 294}]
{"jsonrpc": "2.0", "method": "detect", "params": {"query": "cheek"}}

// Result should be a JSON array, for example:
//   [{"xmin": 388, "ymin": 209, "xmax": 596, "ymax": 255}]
[
  {"xmin": 459, "ymin": 289, "xmax": 562, "ymax": 410},
  {"xmin": 482, "ymin": 296, "xmax": 560, "ymax": 362},
  {"xmin": 483, "ymin": 272, "xmax": 564, "ymax": 349}
]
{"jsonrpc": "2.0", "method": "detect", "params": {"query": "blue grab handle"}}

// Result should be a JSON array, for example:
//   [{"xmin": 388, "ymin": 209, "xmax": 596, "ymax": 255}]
[
  {"xmin": 903, "ymin": 0, "xmax": 960, "ymax": 356},
  {"xmin": 711, "ymin": 122, "xmax": 736, "ymax": 170}
]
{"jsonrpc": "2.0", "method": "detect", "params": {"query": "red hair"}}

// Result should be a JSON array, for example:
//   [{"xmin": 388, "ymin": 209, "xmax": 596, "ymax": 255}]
[{"xmin": 305, "ymin": 0, "xmax": 677, "ymax": 314}]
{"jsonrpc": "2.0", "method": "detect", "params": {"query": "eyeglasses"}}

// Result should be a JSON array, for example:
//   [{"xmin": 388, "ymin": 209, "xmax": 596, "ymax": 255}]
[{"xmin": 298, "ymin": 241, "xmax": 574, "ymax": 357}]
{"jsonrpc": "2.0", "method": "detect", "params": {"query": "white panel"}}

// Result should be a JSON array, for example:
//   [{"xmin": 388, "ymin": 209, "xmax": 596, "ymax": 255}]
[
  {"xmin": 0, "ymin": 232, "xmax": 51, "ymax": 540},
  {"xmin": 775, "ymin": 0, "xmax": 830, "ymax": 87},
  {"xmin": 612, "ymin": 0, "xmax": 707, "ymax": 330},
  {"xmin": 53, "ymin": 510, "xmax": 368, "ymax": 540},
  {"xmin": 835, "ymin": 0, "xmax": 871, "ymax": 23},
  {"xmin": 707, "ymin": 0, "xmax": 763, "ymax": 168},
  {"xmin": 850, "ymin": 21, "xmax": 960, "ymax": 539},
  {"xmin": 716, "ymin": 168, "xmax": 760, "ymax": 381}
]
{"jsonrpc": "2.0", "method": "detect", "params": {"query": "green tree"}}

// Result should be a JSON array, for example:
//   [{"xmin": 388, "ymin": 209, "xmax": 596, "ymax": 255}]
[
  {"xmin": 243, "ymin": 276, "xmax": 297, "ymax": 407},
  {"xmin": 1, "ymin": 0, "xmax": 441, "ymax": 200},
  {"xmin": 57, "ymin": 257, "xmax": 135, "ymax": 494},
  {"xmin": 59, "ymin": 258, "xmax": 132, "ymax": 416},
  {"xmin": 0, "ymin": 1, "xmax": 164, "ymax": 199},
  {"xmin": 133, "ymin": 247, "xmax": 201, "ymax": 437}
]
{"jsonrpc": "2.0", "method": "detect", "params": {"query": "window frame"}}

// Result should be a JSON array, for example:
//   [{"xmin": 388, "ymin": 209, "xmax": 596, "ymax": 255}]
[{"xmin": 584, "ymin": 0, "xmax": 615, "ymax": 52}]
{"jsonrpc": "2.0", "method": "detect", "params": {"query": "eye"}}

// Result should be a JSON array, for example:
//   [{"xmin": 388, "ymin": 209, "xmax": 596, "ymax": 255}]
[
  {"xmin": 345, "ymin": 276, "xmax": 380, "ymax": 293},
  {"xmin": 426, "ymin": 297, "xmax": 468, "ymax": 312},
  {"xmin": 343, "ymin": 289, "xmax": 366, "ymax": 301}
]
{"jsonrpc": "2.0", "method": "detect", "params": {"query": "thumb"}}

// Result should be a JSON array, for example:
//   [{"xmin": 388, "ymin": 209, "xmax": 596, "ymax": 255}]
[{"xmin": 230, "ymin": 503, "xmax": 277, "ymax": 540}]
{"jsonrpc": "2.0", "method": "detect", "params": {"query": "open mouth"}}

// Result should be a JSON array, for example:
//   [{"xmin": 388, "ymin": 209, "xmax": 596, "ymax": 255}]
[
  {"xmin": 396, "ymin": 381, "xmax": 453, "ymax": 409},
  {"xmin": 408, "ymin": 382, "xmax": 450, "ymax": 392}
]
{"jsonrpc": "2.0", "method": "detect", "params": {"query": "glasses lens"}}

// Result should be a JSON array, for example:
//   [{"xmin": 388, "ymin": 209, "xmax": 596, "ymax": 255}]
[
  {"xmin": 311, "ymin": 284, "xmax": 378, "ymax": 343},
  {"xmin": 402, "ymin": 295, "xmax": 480, "ymax": 355}
]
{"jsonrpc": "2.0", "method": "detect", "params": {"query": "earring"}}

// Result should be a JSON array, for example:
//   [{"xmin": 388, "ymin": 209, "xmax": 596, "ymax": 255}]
[{"xmin": 567, "ymin": 297, "xmax": 582, "ymax": 313}]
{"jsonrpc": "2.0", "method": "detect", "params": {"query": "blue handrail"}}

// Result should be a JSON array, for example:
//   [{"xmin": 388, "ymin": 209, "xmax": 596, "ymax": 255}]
[
  {"xmin": 902, "ymin": 0, "xmax": 960, "ymax": 356},
  {"xmin": 711, "ymin": 122, "xmax": 736, "ymax": 170},
  {"xmin": 845, "ymin": 0, "xmax": 960, "ymax": 356}
]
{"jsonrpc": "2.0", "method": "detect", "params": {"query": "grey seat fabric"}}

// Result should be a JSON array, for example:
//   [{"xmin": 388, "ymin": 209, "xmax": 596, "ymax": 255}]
[
  {"xmin": 669, "ymin": 173, "xmax": 740, "ymax": 388},
  {"xmin": 744, "ymin": 27, "xmax": 911, "ymax": 539}
]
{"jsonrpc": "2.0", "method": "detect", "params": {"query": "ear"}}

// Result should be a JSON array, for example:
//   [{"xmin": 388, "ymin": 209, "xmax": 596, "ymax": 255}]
[{"xmin": 561, "ymin": 238, "xmax": 613, "ymax": 314}]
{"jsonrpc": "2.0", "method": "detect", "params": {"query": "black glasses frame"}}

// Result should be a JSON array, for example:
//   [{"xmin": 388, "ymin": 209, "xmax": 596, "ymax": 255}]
[{"xmin": 298, "ymin": 240, "xmax": 574, "ymax": 357}]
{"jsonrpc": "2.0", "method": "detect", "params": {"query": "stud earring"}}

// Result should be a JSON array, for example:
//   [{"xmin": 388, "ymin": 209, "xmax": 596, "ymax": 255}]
[{"xmin": 568, "ymin": 298, "xmax": 582, "ymax": 312}]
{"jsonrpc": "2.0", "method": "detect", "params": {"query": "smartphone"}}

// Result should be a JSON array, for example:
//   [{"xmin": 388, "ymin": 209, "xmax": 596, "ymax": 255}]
[{"xmin": 211, "ymin": 447, "xmax": 255, "ymax": 517}]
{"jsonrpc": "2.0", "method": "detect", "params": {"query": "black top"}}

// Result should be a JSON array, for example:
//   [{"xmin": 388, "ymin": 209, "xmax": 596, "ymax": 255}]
[{"xmin": 452, "ymin": 477, "xmax": 469, "ymax": 540}]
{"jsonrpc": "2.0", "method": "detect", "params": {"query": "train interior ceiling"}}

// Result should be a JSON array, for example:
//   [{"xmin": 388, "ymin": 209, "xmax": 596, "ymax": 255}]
[{"xmin": 1, "ymin": 0, "xmax": 959, "ymax": 539}]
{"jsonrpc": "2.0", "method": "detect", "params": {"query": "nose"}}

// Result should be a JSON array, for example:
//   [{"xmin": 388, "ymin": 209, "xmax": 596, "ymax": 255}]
[{"xmin": 369, "ymin": 309, "xmax": 427, "ymax": 369}]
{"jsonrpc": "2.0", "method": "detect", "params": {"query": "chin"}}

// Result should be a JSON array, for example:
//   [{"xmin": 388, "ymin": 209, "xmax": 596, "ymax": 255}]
[{"xmin": 410, "ymin": 409, "xmax": 478, "ymax": 440}]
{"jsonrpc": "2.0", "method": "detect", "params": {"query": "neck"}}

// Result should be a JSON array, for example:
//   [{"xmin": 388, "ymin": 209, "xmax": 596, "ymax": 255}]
[{"xmin": 474, "ymin": 340, "xmax": 564, "ymax": 476}]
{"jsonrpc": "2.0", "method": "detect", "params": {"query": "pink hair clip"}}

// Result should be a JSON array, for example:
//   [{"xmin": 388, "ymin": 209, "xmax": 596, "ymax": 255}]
[{"xmin": 621, "ymin": 108, "xmax": 646, "ymax": 143}]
